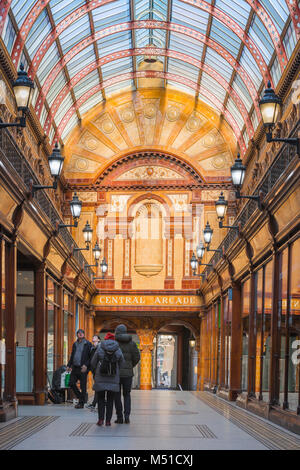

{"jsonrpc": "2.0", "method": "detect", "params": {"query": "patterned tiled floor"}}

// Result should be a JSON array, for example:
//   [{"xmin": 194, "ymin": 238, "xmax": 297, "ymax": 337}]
[{"xmin": 0, "ymin": 391, "xmax": 299, "ymax": 450}]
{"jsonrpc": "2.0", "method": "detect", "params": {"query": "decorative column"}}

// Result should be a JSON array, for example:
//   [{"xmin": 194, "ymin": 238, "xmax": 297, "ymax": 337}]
[
  {"xmin": 3, "ymin": 237, "xmax": 17, "ymax": 418},
  {"xmin": 137, "ymin": 329, "xmax": 156, "ymax": 390},
  {"xmin": 34, "ymin": 262, "xmax": 47, "ymax": 405},
  {"xmin": 195, "ymin": 335, "xmax": 201, "ymax": 391}
]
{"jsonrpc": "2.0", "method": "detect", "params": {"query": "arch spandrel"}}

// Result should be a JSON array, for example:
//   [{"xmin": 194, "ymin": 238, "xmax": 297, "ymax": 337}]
[{"xmin": 62, "ymin": 88, "xmax": 237, "ymax": 185}]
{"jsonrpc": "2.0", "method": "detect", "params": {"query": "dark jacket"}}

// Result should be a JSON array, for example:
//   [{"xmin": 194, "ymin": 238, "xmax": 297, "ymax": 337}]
[
  {"xmin": 115, "ymin": 324, "xmax": 140, "ymax": 378},
  {"xmin": 91, "ymin": 340, "xmax": 124, "ymax": 392},
  {"xmin": 67, "ymin": 339, "xmax": 92, "ymax": 369},
  {"xmin": 89, "ymin": 346, "xmax": 98, "ymax": 375}
]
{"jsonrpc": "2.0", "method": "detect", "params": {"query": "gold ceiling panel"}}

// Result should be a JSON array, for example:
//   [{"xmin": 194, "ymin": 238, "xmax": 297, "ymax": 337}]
[{"xmin": 63, "ymin": 88, "xmax": 237, "ymax": 181}]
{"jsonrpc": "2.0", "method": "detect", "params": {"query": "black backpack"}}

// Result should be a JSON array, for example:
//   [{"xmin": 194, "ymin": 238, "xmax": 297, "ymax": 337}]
[{"xmin": 100, "ymin": 350, "xmax": 117, "ymax": 376}]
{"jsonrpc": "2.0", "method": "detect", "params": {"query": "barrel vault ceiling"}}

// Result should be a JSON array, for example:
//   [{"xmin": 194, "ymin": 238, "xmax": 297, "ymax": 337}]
[{"xmin": 1, "ymin": 0, "xmax": 298, "ymax": 173}]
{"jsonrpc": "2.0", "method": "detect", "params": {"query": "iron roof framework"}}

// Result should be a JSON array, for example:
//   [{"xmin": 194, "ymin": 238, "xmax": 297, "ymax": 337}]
[{"xmin": 0, "ymin": 0, "xmax": 299, "ymax": 152}]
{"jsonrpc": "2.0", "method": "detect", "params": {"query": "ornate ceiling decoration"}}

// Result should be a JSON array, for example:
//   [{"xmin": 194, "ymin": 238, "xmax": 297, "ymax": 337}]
[{"xmin": 2, "ymin": 0, "xmax": 298, "ymax": 157}]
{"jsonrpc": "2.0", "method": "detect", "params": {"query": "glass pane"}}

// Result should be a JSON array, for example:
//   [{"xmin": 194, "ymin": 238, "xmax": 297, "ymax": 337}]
[
  {"xmin": 288, "ymin": 238, "xmax": 300, "ymax": 411},
  {"xmin": 0, "ymin": 242, "xmax": 5, "ymax": 400},
  {"xmin": 255, "ymin": 269, "xmax": 263, "ymax": 398},
  {"xmin": 63, "ymin": 311, "xmax": 68, "ymax": 366},
  {"xmin": 16, "ymin": 295, "xmax": 34, "ymax": 392},
  {"xmin": 47, "ymin": 277, "xmax": 55, "ymax": 303},
  {"xmin": 241, "ymin": 279, "xmax": 251, "ymax": 392},
  {"xmin": 156, "ymin": 335, "xmax": 177, "ymax": 389},
  {"xmin": 17, "ymin": 271, "xmax": 34, "ymax": 295},
  {"xmin": 47, "ymin": 303, "xmax": 55, "ymax": 385},
  {"xmin": 262, "ymin": 261, "xmax": 273, "ymax": 402}
]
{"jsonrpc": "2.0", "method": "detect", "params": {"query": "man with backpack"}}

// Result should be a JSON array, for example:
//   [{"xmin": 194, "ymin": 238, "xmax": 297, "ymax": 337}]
[
  {"xmin": 114, "ymin": 324, "xmax": 140, "ymax": 424},
  {"xmin": 91, "ymin": 332, "xmax": 124, "ymax": 426},
  {"xmin": 67, "ymin": 329, "xmax": 92, "ymax": 409}
]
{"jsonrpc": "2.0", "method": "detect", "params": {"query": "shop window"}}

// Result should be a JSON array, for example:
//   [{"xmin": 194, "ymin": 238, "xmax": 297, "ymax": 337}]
[
  {"xmin": 262, "ymin": 261, "xmax": 273, "ymax": 402},
  {"xmin": 241, "ymin": 279, "xmax": 251, "ymax": 391},
  {"xmin": 16, "ymin": 270, "xmax": 35, "ymax": 393},
  {"xmin": 224, "ymin": 293, "xmax": 232, "ymax": 389},
  {"xmin": 255, "ymin": 268, "xmax": 263, "ymax": 399},
  {"xmin": 0, "ymin": 240, "xmax": 5, "ymax": 400}
]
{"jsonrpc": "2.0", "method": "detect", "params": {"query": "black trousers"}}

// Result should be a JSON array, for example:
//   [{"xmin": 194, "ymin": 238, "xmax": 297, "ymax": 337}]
[
  {"xmin": 97, "ymin": 391, "xmax": 115, "ymax": 422},
  {"xmin": 114, "ymin": 376, "xmax": 133, "ymax": 418},
  {"xmin": 69, "ymin": 366, "xmax": 87, "ymax": 405}
]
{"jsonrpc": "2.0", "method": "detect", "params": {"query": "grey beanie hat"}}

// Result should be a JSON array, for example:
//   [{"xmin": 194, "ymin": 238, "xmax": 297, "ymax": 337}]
[{"xmin": 115, "ymin": 324, "xmax": 127, "ymax": 335}]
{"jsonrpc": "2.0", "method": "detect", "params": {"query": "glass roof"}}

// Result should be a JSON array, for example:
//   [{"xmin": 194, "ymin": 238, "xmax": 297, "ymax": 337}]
[{"xmin": 2, "ymin": 0, "xmax": 297, "ymax": 151}]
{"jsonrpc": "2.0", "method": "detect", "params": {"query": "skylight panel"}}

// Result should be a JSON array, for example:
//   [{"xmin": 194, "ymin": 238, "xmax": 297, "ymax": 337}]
[
  {"xmin": 92, "ymin": 0, "xmax": 130, "ymax": 30},
  {"xmin": 283, "ymin": 22, "xmax": 297, "ymax": 60},
  {"xmin": 101, "ymin": 57, "xmax": 133, "ymax": 80},
  {"xmin": 227, "ymin": 97, "xmax": 244, "ymax": 130},
  {"xmin": 54, "ymin": 93, "xmax": 74, "ymax": 127},
  {"xmin": 201, "ymin": 73, "xmax": 227, "ymax": 103},
  {"xmin": 36, "ymin": 42, "xmax": 60, "ymax": 86},
  {"xmin": 46, "ymin": 71, "xmax": 67, "ymax": 107},
  {"xmin": 171, "ymin": 0, "xmax": 209, "ymax": 35},
  {"xmin": 198, "ymin": 92, "xmax": 219, "ymax": 111},
  {"xmin": 73, "ymin": 71, "xmax": 100, "ymax": 100},
  {"xmin": 210, "ymin": 18, "xmax": 241, "ymax": 58},
  {"xmin": 153, "ymin": 0, "xmax": 168, "ymax": 20},
  {"xmin": 50, "ymin": 0, "xmax": 85, "ymax": 24},
  {"xmin": 167, "ymin": 80, "xmax": 196, "ymax": 96},
  {"xmin": 11, "ymin": 0, "xmax": 36, "ymax": 27},
  {"xmin": 105, "ymin": 80, "xmax": 135, "ymax": 97},
  {"xmin": 232, "ymin": 75, "xmax": 253, "ymax": 112},
  {"xmin": 205, "ymin": 48, "xmax": 233, "ymax": 82},
  {"xmin": 239, "ymin": 47, "xmax": 262, "ymax": 90},
  {"xmin": 169, "ymin": 32, "xmax": 204, "ymax": 61},
  {"xmin": 40, "ymin": 105, "xmax": 48, "ymax": 128},
  {"xmin": 168, "ymin": 58, "xmax": 199, "ymax": 82},
  {"xmin": 259, "ymin": 0, "xmax": 289, "ymax": 32},
  {"xmin": 61, "ymin": 115, "xmax": 79, "ymax": 142},
  {"xmin": 2, "ymin": 15, "xmax": 16, "ymax": 54},
  {"xmin": 248, "ymin": 14, "xmax": 274, "ymax": 64},
  {"xmin": 66, "ymin": 46, "xmax": 95, "ymax": 78},
  {"xmin": 78, "ymin": 92, "xmax": 103, "ymax": 116},
  {"xmin": 59, "ymin": 15, "xmax": 91, "ymax": 55},
  {"xmin": 214, "ymin": 0, "xmax": 251, "ymax": 29},
  {"xmin": 98, "ymin": 31, "xmax": 132, "ymax": 58},
  {"xmin": 135, "ymin": 0, "xmax": 149, "ymax": 19},
  {"xmin": 25, "ymin": 9, "xmax": 52, "ymax": 57}
]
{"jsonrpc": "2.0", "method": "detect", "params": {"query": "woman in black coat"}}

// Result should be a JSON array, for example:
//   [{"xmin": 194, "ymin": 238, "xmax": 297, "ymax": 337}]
[{"xmin": 91, "ymin": 332, "xmax": 124, "ymax": 426}]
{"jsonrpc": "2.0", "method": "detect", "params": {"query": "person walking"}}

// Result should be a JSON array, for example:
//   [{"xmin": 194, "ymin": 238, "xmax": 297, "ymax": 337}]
[
  {"xmin": 114, "ymin": 324, "xmax": 140, "ymax": 424},
  {"xmin": 86, "ymin": 334, "xmax": 101, "ymax": 410},
  {"xmin": 91, "ymin": 332, "xmax": 124, "ymax": 426},
  {"xmin": 67, "ymin": 329, "xmax": 92, "ymax": 409}
]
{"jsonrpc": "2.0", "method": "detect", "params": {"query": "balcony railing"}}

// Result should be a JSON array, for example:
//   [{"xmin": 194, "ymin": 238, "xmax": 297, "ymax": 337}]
[
  {"xmin": 203, "ymin": 120, "xmax": 299, "ymax": 278},
  {"xmin": 0, "ymin": 127, "xmax": 93, "ymax": 279}
]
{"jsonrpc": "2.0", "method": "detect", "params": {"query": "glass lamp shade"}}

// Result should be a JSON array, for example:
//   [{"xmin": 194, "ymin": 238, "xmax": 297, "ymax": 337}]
[
  {"xmin": 190, "ymin": 253, "xmax": 198, "ymax": 271},
  {"xmin": 13, "ymin": 64, "xmax": 34, "ymax": 111},
  {"xmin": 100, "ymin": 257, "xmax": 108, "ymax": 274},
  {"xmin": 259, "ymin": 81, "xmax": 282, "ymax": 127},
  {"xmin": 196, "ymin": 242, "xmax": 205, "ymax": 260},
  {"xmin": 215, "ymin": 192, "xmax": 228, "ymax": 221},
  {"xmin": 203, "ymin": 221, "xmax": 213, "ymax": 245},
  {"xmin": 93, "ymin": 242, "xmax": 101, "ymax": 261},
  {"xmin": 83, "ymin": 221, "xmax": 93, "ymax": 244},
  {"xmin": 231, "ymin": 155, "xmax": 246, "ymax": 188},
  {"xmin": 70, "ymin": 192, "xmax": 82, "ymax": 220},
  {"xmin": 189, "ymin": 339, "xmax": 196, "ymax": 348},
  {"xmin": 48, "ymin": 143, "xmax": 64, "ymax": 178}
]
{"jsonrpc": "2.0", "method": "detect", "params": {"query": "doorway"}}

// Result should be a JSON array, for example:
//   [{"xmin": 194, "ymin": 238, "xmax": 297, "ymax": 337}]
[{"xmin": 155, "ymin": 334, "xmax": 178, "ymax": 389}]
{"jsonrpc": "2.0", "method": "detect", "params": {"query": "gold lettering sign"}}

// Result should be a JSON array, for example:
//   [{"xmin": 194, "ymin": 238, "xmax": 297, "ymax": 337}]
[{"xmin": 93, "ymin": 295, "xmax": 201, "ymax": 307}]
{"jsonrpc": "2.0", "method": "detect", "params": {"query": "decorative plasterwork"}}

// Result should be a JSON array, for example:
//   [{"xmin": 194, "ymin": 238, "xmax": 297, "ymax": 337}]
[{"xmin": 116, "ymin": 166, "xmax": 184, "ymax": 181}]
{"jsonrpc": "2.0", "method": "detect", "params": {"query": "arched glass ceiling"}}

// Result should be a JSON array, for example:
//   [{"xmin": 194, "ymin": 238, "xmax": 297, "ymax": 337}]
[{"xmin": 1, "ymin": 0, "xmax": 299, "ymax": 153}]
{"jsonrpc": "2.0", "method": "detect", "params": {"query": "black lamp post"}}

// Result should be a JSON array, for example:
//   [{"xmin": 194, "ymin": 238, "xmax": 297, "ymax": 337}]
[
  {"xmin": 215, "ymin": 192, "xmax": 239, "ymax": 230},
  {"xmin": 0, "ymin": 64, "xmax": 34, "ymax": 129},
  {"xmin": 58, "ymin": 192, "xmax": 82, "ymax": 230},
  {"xmin": 100, "ymin": 257, "xmax": 108, "ymax": 278},
  {"xmin": 190, "ymin": 252, "xmax": 211, "ymax": 277},
  {"xmin": 203, "ymin": 221, "xmax": 222, "ymax": 254},
  {"xmin": 74, "ymin": 221, "xmax": 93, "ymax": 252},
  {"xmin": 31, "ymin": 143, "xmax": 64, "ymax": 195},
  {"xmin": 230, "ymin": 154, "xmax": 263, "ymax": 209},
  {"xmin": 85, "ymin": 242, "xmax": 101, "ymax": 268},
  {"xmin": 259, "ymin": 81, "xmax": 300, "ymax": 154}
]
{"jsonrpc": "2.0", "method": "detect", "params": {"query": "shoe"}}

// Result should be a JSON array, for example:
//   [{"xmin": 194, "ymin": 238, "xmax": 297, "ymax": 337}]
[
  {"xmin": 75, "ymin": 403, "xmax": 84, "ymax": 409},
  {"xmin": 124, "ymin": 417, "xmax": 130, "ymax": 424},
  {"xmin": 86, "ymin": 404, "xmax": 95, "ymax": 409},
  {"xmin": 114, "ymin": 418, "xmax": 123, "ymax": 424},
  {"xmin": 106, "ymin": 421, "xmax": 111, "ymax": 426},
  {"xmin": 97, "ymin": 419, "xmax": 104, "ymax": 426}
]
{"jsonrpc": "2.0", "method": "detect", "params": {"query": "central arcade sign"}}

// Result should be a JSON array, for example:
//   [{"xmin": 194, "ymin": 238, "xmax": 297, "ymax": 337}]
[{"xmin": 93, "ymin": 294, "xmax": 201, "ymax": 308}]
